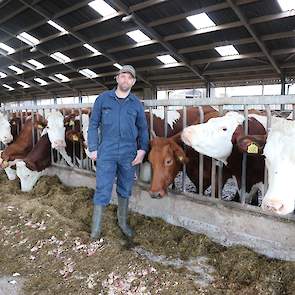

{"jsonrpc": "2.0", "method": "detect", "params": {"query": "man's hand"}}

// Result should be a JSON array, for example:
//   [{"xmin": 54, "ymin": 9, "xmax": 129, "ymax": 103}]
[
  {"xmin": 132, "ymin": 149, "xmax": 146, "ymax": 166},
  {"xmin": 90, "ymin": 150, "xmax": 97, "ymax": 161}
]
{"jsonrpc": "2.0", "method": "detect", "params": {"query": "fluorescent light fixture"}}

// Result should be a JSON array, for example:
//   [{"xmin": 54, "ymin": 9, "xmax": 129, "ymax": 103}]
[
  {"xmin": 8, "ymin": 65, "xmax": 24, "ymax": 75},
  {"xmin": 17, "ymin": 32, "xmax": 39, "ymax": 46},
  {"xmin": 47, "ymin": 20, "xmax": 68, "ymax": 33},
  {"xmin": 113, "ymin": 63, "xmax": 122, "ymax": 69},
  {"xmin": 34, "ymin": 78, "xmax": 48, "ymax": 86},
  {"xmin": 50, "ymin": 52, "xmax": 71, "ymax": 63},
  {"xmin": 215, "ymin": 45, "xmax": 239, "ymax": 56},
  {"xmin": 157, "ymin": 54, "xmax": 177, "ymax": 64},
  {"xmin": 17, "ymin": 81, "xmax": 30, "ymax": 88},
  {"xmin": 2, "ymin": 84, "xmax": 14, "ymax": 91},
  {"xmin": 127, "ymin": 30, "xmax": 151, "ymax": 43},
  {"xmin": 187, "ymin": 13, "xmax": 216, "ymax": 30},
  {"xmin": 54, "ymin": 73, "xmax": 70, "ymax": 82},
  {"xmin": 88, "ymin": 0, "xmax": 117, "ymax": 17},
  {"xmin": 27, "ymin": 59, "xmax": 45, "ymax": 69},
  {"xmin": 83, "ymin": 43, "xmax": 101, "ymax": 54},
  {"xmin": 277, "ymin": 0, "xmax": 295, "ymax": 11},
  {"xmin": 0, "ymin": 72, "xmax": 7, "ymax": 78},
  {"xmin": 79, "ymin": 68, "xmax": 98, "ymax": 78},
  {"xmin": 0, "ymin": 42, "xmax": 15, "ymax": 54}
]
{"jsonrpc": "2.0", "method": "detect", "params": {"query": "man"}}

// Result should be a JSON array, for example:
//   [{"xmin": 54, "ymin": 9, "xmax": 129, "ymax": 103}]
[{"xmin": 88, "ymin": 65, "xmax": 149, "ymax": 240}]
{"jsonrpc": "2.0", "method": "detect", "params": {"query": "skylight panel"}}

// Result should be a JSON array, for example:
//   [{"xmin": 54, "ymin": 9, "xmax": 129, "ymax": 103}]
[
  {"xmin": 27, "ymin": 59, "xmax": 45, "ymax": 69},
  {"xmin": 157, "ymin": 55, "xmax": 177, "ymax": 64},
  {"xmin": 54, "ymin": 73, "xmax": 70, "ymax": 82},
  {"xmin": 2, "ymin": 84, "xmax": 14, "ymax": 91},
  {"xmin": 47, "ymin": 20, "xmax": 68, "ymax": 33},
  {"xmin": 50, "ymin": 52, "xmax": 71, "ymax": 63},
  {"xmin": 17, "ymin": 32, "xmax": 39, "ymax": 46},
  {"xmin": 17, "ymin": 81, "xmax": 30, "ymax": 88},
  {"xmin": 0, "ymin": 72, "xmax": 7, "ymax": 78},
  {"xmin": 34, "ymin": 78, "xmax": 48, "ymax": 86},
  {"xmin": 127, "ymin": 30, "xmax": 151, "ymax": 43},
  {"xmin": 215, "ymin": 45, "xmax": 239, "ymax": 56},
  {"xmin": 88, "ymin": 0, "xmax": 117, "ymax": 17},
  {"xmin": 83, "ymin": 43, "xmax": 101, "ymax": 54},
  {"xmin": 277, "ymin": 0, "xmax": 295, "ymax": 11},
  {"xmin": 114, "ymin": 63, "xmax": 122, "ymax": 69},
  {"xmin": 187, "ymin": 13, "xmax": 216, "ymax": 30},
  {"xmin": 8, "ymin": 65, "xmax": 24, "ymax": 75},
  {"xmin": 0, "ymin": 42, "xmax": 15, "ymax": 55},
  {"xmin": 79, "ymin": 68, "xmax": 98, "ymax": 78}
]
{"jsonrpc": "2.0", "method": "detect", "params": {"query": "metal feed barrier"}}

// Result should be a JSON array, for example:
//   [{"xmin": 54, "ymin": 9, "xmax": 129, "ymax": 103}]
[{"xmin": 1, "ymin": 95, "xmax": 295, "ymax": 219}]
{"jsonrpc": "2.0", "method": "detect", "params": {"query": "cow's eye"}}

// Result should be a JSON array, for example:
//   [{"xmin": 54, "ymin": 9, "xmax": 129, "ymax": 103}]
[
  {"xmin": 222, "ymin": 127, "xmax": 227, "ymax": 131},
  {"xmin": 165, "ymin": 158, "xmax": 173, "ymax": 166}
]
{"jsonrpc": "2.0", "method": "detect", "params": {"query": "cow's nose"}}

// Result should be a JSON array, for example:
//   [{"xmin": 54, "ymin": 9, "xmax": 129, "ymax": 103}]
[
  {"xmin": 262, "ymin": 199, "xmax": 284, "ymax": 212},
  {"xmin": 181, "ymin": 128, "xmax": 193, "ymax": 146},
  {"xmin": 149, "ymin": 191, "xmax": 162, "ymax": 199}
]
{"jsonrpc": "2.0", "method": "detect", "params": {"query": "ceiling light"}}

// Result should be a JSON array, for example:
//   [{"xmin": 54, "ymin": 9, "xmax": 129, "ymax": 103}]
[
  {"xmin": 34, "ymin": 78, "xmax": 48, "ymax": 86},
  {"xmin": 277, "ymin": 0, "xmax": 295, "ymax": 11},
  {"xmin": 50, "ymin": 52, "xmax": 71, "ymax": 63},
  {"xmin": 0, "ymin": 72, "xmax": 7, "ymax": 78},
  {"xmin": 47, "ymin": 20, "xmax": 68, "ymax": 33},
  {"xmin": 79, "ymin": 68, "xmax": 98, "ymax": 78},
  {"xmin": 17, "ymin": 32, "xmax": 39, "ymax": 46},
  {"xmin": 215, "ymin": 45, "xmax": 239, "ymax": 56},
  {"xmin": 2, "ymin": 84, "xmax": 14, "ymax": 91},
  {"xmin": 8, "ymin": 65, "xmax": 24, "ymax": 75},
  {"xmin": 83, "ymin": 43, "xmax": 101, "ymax": 55},
  {"xmin": 88, "ymin": 0, "xmax": 116, "ymax": 17},
  {"xmin": 113, "ymin": 63, "xmax": 122, "ymax": 69},
  {"xmin": 54, "ymin": 73, "xmax": 70, "ymax": 82},
  {"xmin": 127, "ymin": 30, "xmax": 151, "ymax": 43},
  {"xmin": 17, "ymin": 81, "xmax": 30, "ymax": 88},
  {"xmin": 187, "ymin": 13, "xmax": 216, "ymax": 30},
  {"xmin": 157, "ymin": 54, "xmax": 177, "ymax": 64},
  {"xmin": 27, "ymin": 59, "xmax": 45, "ymax": 69},
  {"xmin": 0, "ymin": 42, "xmax": 15, "ymax": 55}
]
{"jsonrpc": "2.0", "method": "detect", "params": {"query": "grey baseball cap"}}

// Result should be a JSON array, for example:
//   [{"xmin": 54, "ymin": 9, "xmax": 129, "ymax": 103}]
[{"xmin": 118, "ymin": 65, "xmax": 136, "ymax": 78}]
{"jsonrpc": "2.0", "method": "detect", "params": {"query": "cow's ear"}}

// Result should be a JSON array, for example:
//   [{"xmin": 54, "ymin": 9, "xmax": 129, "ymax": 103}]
[
  {"xmin": 171, "ymin": 140, "xmax": 188, "ymax": 163},
  {"xmin": 237, "ymin": 135, "xmax": 266, "ymax": 155}
]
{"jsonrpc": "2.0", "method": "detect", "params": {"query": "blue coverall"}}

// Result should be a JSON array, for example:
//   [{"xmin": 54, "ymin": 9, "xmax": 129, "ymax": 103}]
[{"xmin": 88, "ymin": 89, "xmax": 149, "ymax": 206}]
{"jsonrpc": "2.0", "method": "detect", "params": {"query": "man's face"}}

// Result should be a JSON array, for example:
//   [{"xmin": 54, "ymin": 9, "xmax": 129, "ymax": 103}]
[{"xmin": 116, "ymin": 72, "xmax": 135, "ymax": 92}]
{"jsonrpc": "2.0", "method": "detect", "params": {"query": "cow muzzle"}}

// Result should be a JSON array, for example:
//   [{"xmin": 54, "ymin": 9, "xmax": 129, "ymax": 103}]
[
  {"xmin": 262, "ymin": 199, "xmax": 284, "ymax": 214},
  {"xmin": 149, "ymin": 189, "xmax": 166, "ymax": 199}
]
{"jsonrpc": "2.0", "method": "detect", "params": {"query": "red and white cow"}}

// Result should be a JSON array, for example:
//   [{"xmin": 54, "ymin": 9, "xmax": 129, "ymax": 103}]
[{"xmin": 181, "ymin": 111, "xmax": 267, "ymax": 203}]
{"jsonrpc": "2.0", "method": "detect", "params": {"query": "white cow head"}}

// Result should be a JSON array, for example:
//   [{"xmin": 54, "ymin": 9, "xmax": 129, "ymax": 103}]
[
  {"xmin": 262, "ymin": 119, "xmax": 295, "ymax": 215},
  {"xmin": 0, "ymin": 112, "xmax": 13, "ymax": 144},
  {"xmin": 45, "ymin": 111, "xmax": 66, "ymax": 149},
  {"xmin": 181, "ymin": 112, "xmax": 245, "ymax": 164},
  {"xmin": 16, "ymin": 161, "xmax": 42, "ymax": 192},
  {"xmin": 81, "ymin": 113, "xmax": 89, "ymax": 146}
]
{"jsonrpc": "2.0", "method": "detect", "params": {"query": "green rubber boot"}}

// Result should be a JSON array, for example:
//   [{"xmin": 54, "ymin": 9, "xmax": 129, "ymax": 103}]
[
  {"xmin": 90, "ymin": 205, "xmax": 104, "ymax": 240},
  {"xmin": 117, "ymin": 196, "xmax": 134, "ymax": 238}
]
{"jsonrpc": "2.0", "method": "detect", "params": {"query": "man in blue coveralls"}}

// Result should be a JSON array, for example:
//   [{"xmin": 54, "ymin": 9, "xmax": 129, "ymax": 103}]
[{"xmin": 87, "ymin": 65, "xmax": 149, "ymax": 240}]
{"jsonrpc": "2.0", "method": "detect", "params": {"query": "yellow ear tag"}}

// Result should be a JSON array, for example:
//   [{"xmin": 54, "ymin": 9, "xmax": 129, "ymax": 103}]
[
  {"xmin": 69, "ymin": 120, "xmax": 75, "ymax": 126},
  {"xmin": 38, "ymin": 124, "xmax": 43, "ymax": 129},
  {"xmin": 72, "ymin": 135, "xmax": 79, "ymax": 141},
  {"xmin": 247, "ymin": 143, "xmax": 258, "ymax": 154},
  {"xmin": 178, "ymin": 156, "xmax": 183, "ymax": 162}
]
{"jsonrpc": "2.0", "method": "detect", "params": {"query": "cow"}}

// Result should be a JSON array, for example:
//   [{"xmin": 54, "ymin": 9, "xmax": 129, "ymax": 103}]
[
  {"xmin": 181, "ymin": 111, "xmax": 268, "ymax": 204},
  {"xmin": 0, "ymin": 112, "xmax": 13, "ymax": 145},
  {"xmin": 235, "ymin": 117, "xmax": 295, "ymax": 215},
  {"xmin": 0, "ymin": 115, "xmax": 46, "ymax": 169},
  {"xmin": 16, "ymin": 115, "xmax": 87, "ymax": 191},
  {"xmin": 146, "ymin": 106, "xmax": 232, "ymax": 198}
]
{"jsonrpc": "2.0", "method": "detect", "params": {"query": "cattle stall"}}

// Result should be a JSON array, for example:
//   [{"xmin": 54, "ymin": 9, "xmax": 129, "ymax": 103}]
[{"xmin": 0, "ymin": 95, "xmax": 295, "ymax": 261}]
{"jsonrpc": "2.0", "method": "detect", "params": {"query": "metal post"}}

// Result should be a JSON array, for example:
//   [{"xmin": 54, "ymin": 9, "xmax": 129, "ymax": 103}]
[
  {"xmin": 182, "ymin": 106, "xmax": 187, "ymax": 193},
  {"xmin": 206, "ymin": 81, "xmax": 211, "ymax": 98},
  {"xmin": 241, "ymin": 105, "xmax": 249, "ymax": 204},
  {"xmin": 198, "ymin": 106, "xmax": 204, "ymax": 195},
  {"xmin": 281, "ymin": 75, "xmax": 286, "ymax": 111}
]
